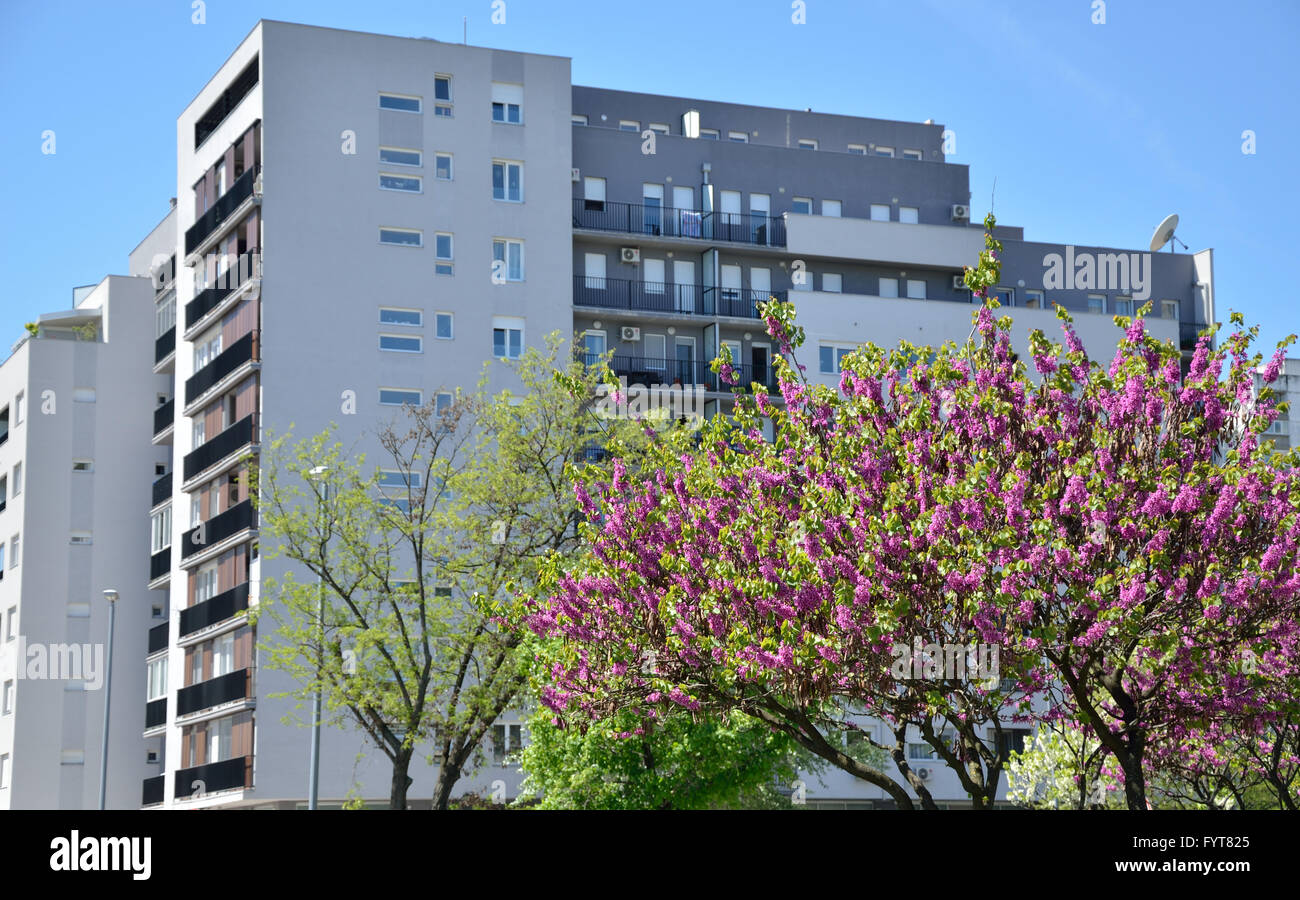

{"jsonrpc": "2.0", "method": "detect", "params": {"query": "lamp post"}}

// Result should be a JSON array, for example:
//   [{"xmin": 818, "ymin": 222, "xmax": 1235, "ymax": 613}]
[
  {"xmin": 306, "ymin": 466, "xmax": 329, "ymax": 810},
  {"xmin": 98, "ymin": 589, "xmax": 119, "ymax": 810}
]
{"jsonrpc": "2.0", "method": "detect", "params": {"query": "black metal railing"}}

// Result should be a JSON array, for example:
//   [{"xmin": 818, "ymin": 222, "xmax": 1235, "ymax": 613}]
[
  {"xmin": 1180, "ymin": 321, "xmax": 1210, "ymax": 352},
  {"xmin": 145, "ymin": 697, "xmax": 167, "ymax": 729},
  {"xmin": 573, "ymin": 198, "xmax": 786, "ymax": 246},
  {"xmin": 176, "ymin": 668, "xmax": 251, "ymax": 717},
  {"xmin": 153, "ymin": 398, "xmax": 174, "ymax": 436},
  {"xmin": 155, "ymin": 326, "xmax": 175, "ymax": 364},
  {"xmin": 174, "ymin": 755, "xmax": 251, "ymax": 798},
  {"xmin": 150, "ymin": 548, "xmax": 171, "ymax": 581},
  {"xmin": 184, "ymin": 331, "xmax": 258, "ymax": 406},
  {"xmin": 704, "ymin": 286, "xmax": 788, "ymax": 319},
  {"xmin": 142, "ymin": 775, "xmax": 164, "ymax": 806},
  {"xmin": 573, "ymin": 277, "xmax": 787, "ymax": 319},
  {"xmin": 151, "ymin": 472, "xmax": 172, "ymax": 508},
  {"xmin": 180, "ymin": 582, "xmax": 250, "ymax": 638},
  {"xmin": 148, "ymin": 622, "xmax": 169, "ymax": 655},
  {"xmin": 185, "ymin": 252, "xmax": 260, "ymax": 330},
  {"xmin": 181, "ymin": 499, "xmax": 254, "ymax": 559},
  {"xmin": 581, "ymin": 353, "xmax": 777, "ymax": 394},
  {"xmin": 183, "ymin": 415, "xmax": 255, "ymax": 482},
  {"xmin": 185, "ymin": 167, "xmax": 258, "ymax": 255}
]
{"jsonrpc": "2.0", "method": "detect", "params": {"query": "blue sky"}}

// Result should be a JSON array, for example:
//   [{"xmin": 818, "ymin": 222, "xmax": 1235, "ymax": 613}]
[{"xmin": 1, "ymin": 0, "xmax": 1296, "ymax": 354}]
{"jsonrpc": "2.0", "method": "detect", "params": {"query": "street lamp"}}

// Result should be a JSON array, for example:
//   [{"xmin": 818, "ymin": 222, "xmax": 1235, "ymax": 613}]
[
  {"xmin": 306, "ymin": 466, "xmax": 329, "ymax": 810},
  {"xmin": 98, "ymin": 589, "xmax": 119, "ymax": 810}
]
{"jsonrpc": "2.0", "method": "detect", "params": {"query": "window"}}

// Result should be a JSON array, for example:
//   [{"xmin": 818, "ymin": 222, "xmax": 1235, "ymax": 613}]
[
  {"xmin": 993, "ymin": 288, "xmax": 1014, "ymax": 306},
  {"xmin": 192, "ymin": 418, "xmax": 206, "ymax": 448},
  {"xmin": 996, "ymin": 728, "xmax": 1032, "ymax": 762},
  {"xmin": 906, "ymin": 279, "xmax": 927, "ymax": 300},
  {"xmin": 435, "ymin": 105, "xmax": 453, "ymax": 118},
  {"xmin": 151, "ymin": 507, "xmax": 172, "ymax": 553},
  {"xmin": 875, "ymin": 146, "xmax": 895, "ymax": 157},
  {"xmin": 792, "ymin": 197, "xmax": 812, "ymax": 215},
  {"xmin": 870, "ymin": 204, "xmax": 891, "ymax": 222},
  {"xmin": 899, "ymin": 206, "xmax": 919, "ymax": 224},
  {"xmin": 1, "ymin": 754, "xmax": 9, "ymax": 789},
  {"xmin": 379, "ymin": 93, "xmax": 421, "ymax": 113},
  {"xmin": 879, "ymin": 277, "xmax": 899, "ymax": 298},
  {"xmin": 379, "ymin": 308, "xmax": 422, "ymax": 327},
  {"xmin": 572, "ymin": 114, "xmax": 588, "ymax": 125},
  {"xmin": 4, "ymin": 606, "xmax": 13, "ymax": 639},
  {"xmin": 728, "ymin": 131, "xmax": 749, "ymax": 143},
  {"xmin": 819, "ymin": 345, "xmax": 855, "ymax": 374},
  {"xmin": 902, "ymin": 148, "xmax": 923, "ymax": 160},
  {"xmin": 379, "ymin": 173, "xmax": 422, "ymax": 193},
  {"xmin": 492, "ymin": 316, "xmax": 524, "ymax": 360},
  {"xmin": 2, "ymin": 680, "xmax": 11, "ymax": 714},
  {"xmin": 11, "ymin": 463, "xmax": 20, "ymax": 496},
  {"xmin": 648, "ymin": 123, "xmax": 670, "ymax": 134},
  {"xmin": 195, "ymin": 563, "xmax": 218, "ymax": 603},
  {"xmin": 147, "ymin": 658, "xmax": 167, "ymax": 702},
  {"xmin": 379, "ymin": 228, "xmax": 422, "ymax": 247},
  {"xmin": 699, "ymin": 128, "xmax": 720, "ymax": 140},
  {"xmin": 435, "ymin": 233, "xmax": 454, "ymax": 275},
  {"xmin": 1088, "ymin": 294, "xmax": 1106, "ymax": 315},
  {"xmin": 1024, "ymin": 290, "xmax": 1045, "ymax": 309},
  {"xmin": 492, "ymin": 723, "xmax": 524, "ymax": 765},
  {"xmin": 9, "ymin": 534, "xmax": 18, "ymax": 568},
  {"xmin": 490, "ymin": 82, "xmax": 523, "ymax": 124},
  {"xmin": 435, "ymin": 392, "xmax": 453, "ymax": 415},
  {"xmin": 1114, "ymin": 296, "xmax": 1135, "ymax": 316},
  {"xmin": 492, "ymin": 239, "xmax": 524, "ymax": 282},
  {"xmin": 74, "ymin": 388, "xmax": 96, "ymax": 403},
  {"xmin": 797, "ymin": 139, "xmax": 818, "ymax": 150},
  {"xmin": 379, "ymin": 469, "xmax": 422, "ymax": 489},
  {"xmin": 492, "ymin": 161, "xmax": 523, "ymax": 202},
  {"xmin": 822, "ymin": 273, "xmax": 842, "ymax": 293},
  {"xmin": 379, "ymin": 147, "xmax": 421, "ymax": 167},
  {"xmin": 72, "ymin": 459, "xmax": 93, "ymax": 472},
  {"xmin": 379, "ymin": 388, "xmax": 422, "ymax": 407},
  {"xmin": 380, "ymin": 334, "xmax": 423, "ymax": 353},
  {"xmin": 156, "ymin": 297, "xmax": 176, "ymax": 338},
  {"xmin": 619, "ymin": 120, "xmax": 639, "ymax": 132},
  {"xmin": 822, "ymin": 199, "xmax": 842, "ymax": 217},
  {"xmin": 208, "ymin": 713, "xmax": 233, "ymax": 762},
  {"xmin": 847, "ymin": 144, "xmax": 866, "ymax": 154},
  {"xmin": 1159, "ymin": 298, "xmax": 1180, "ymax": 319},
  {"xmin": 433, "ymin": 75, "xmax": 452, "ymax": 116},
  {"xmin": 13, "ymin": 392, "xmax": 23, "ymax": 426},
  {"xmin": 583, "ymin": 176, "xmax": 606, "ymax": 211},
  {"xmin": 434, "ymin": 153, "xmax": 452, "ymax": 181},
  {"xmin": 435, "ymin": 313, "xmax": 453, "ymax": 339},
  {"xmin": 193, "ymin": 328, "xmax": 222, "ymax": 372}
]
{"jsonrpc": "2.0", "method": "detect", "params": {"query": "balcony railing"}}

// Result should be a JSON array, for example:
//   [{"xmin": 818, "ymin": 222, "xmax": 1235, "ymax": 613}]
[
  {"xmin": 180, "ymin": 582, "xmax": 250, "ymax": 638},
  {"xmin": 1180, "ymin": 321, "xmax": 1210, "ymax": 351},
  {"xmin": 148, "ymin": 622, "xmax": 169, "ymax": 655},
  {"xmin": 150, "ymin": 548, "xmax": 171, "ymax": 581},
  {"xmin": 184, "ymin": 415, "xmax": 256, "ymax": 482},
  {"xmin": 174, "ymin": 755, "xmax": 251, "ymax": 798},
  {"xmin": 155, "ymin": 326, "xmax": 175, "ymax": 364},
  {"xmin": 181, "ymin": 499, "xmax": 254, "ymax": 559},
  {"xmin": 573, "ymin": 198, "xmax": 786, "ymax": 247},
  {"xmin": 185, "ymin": 331, "xmax": 258, "ymax": 406},
  {"xmin": 573, "ymin": 277, "xmax": 787, "ymax": 319},
  {"xmin": 581, "ymin": 353, "xmax": 777, "ymax": 395},
  {"xmin": 185, "ymin": 252, "xmax": 260, "ymax": 330},
  {"xmin": 153, "ymin": 398, "xmax": 174, "ymax": 437},
  {"xmin": 151, "ymin": 472, "xmax": 172, "ymax": 508},
  {"xmin": 145, "ymin": 698, "xmax": 167, "ymax": 730},
  {"xmin": 185, "ymin": 167, "xmax": 258, "ymax": 255},
  {"xmin": 142, "ymin": 775, "xmax": 164, "ymax": 807},
  {"xmin": 176, "ymin": 667, "xmax": 252, "ymax": 717}
]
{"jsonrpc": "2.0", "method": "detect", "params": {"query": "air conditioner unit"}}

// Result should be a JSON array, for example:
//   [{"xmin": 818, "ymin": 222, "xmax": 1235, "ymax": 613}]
[
  {"xmin": 916, "ymin": 767, "xmax": 933, "ymax": 782},
  {"xmin": 571, "ymin": 168, "xmax": 581, "ymax": 182},
  {"xmin": 951, "ymin": 204, "xmax": 970, "ymax": 220},
  {"xmin": 620, "ymin": 326, "xmax": 641, "ymax": 342},
  {"xmin": 621, "ymin": 247, "xmax": 641, "ymax": 264},
  {"xmin": 952, "ymin": 274, "xmax": 967, "ymax": 291}
]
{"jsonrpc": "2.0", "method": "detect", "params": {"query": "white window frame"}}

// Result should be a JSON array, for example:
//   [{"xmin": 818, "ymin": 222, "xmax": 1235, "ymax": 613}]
[
  {"xmin": 147, "ymin": 658, "xmax": 167, "ymax": 702},
  {"xmin": 1160, "ymin": 299, "xmax": 1180, "ymax": 319},
  {"xmin": 151, "ymin": 506, "xmax": 172, "ymax": 553},
  {"xmin": 379, "ymin": 334, "xmax": 424, "ymax": 354},
  {"xmin": 699, "ymin": 128, "xmax": 720, "ymax": 140},
  {"xmin": 847, "ymin": 143, "xmax": 866, "ymax": 154},
  {"xmin": 906, "ymin": 279, "xmax": 927, "ymax": 300},
  {"xmin": 1024, "ymin": 290, "xmax": 1045, "ymax": 309},
  {"xmin": 492, "ymin": 160, "xmax": 524, "ymax": 202},
  {"xmin": 435, "ymin": 312, "xmax": 454, "ymax": 340},
  {"xmin": 822, "ymin": 199, "xmax": 842, "ymax": 217},
  {"xmin": 819, "ymin": 343, "xmax": 856, "ymax": 375},
  {"xmin": 434, "ymin": 153, "xmax": 453, "ymax": 181},
  {"xmin": 492, "ymin": 238, "xmax": 525, "ymax": 282},
  {"xmin": 378, "ymin": 93, "xmax": 422, "ymax": 113},
  {"xmin": 797, "ymin": 139, "xmax": 818, "ymax": 150},
  {"xmin": 571, "ymin": 114, "xmax": 588, "ymax": 125},
  {"xmin": 435, "ymin": 232, "xmax": 454, "ymax": 275},
  {"xmin": 1088, "ymin": 294, "xmax": 1107, "ymax": 315},
  {"xmin": 492, "ymin": 315, "xmax": 525, "ymax": 360},
  {"xmin": 899, "ymin": 207, "xmax": 919, "ymax": 225},
  {"xmin": 728, "ymin": 131, "xmax": 749, "ymax": 143},
  {"xmin": 379, "ymin": 146, "xmax": 422, "ymax": 168},
  {"xmin": 878, "ymin": 277, "xmax": 899, "ymax": 299},
  {"xmin": 619, "ymin": 120, "xmax": 640, "ymax": 132},
  {"xmin": 821, "ymin": 273, "xmax": 843, "ymax": 293},
  {"xmin": 379, "ymin": 388, "xmax": 423, "ymax": 407},
  {"xmin": 791, "ymin": 196, "xmax": 812, "ymax": 215},
  {"xmin": 875, "ymin": 146, "xmax": 895, "ymax": 157},
  {"xmin": 1114, "ymin": 296, "xmax": 1135, "ymax": 317},
  {"xmin": 902, "ymin": 148, "xmax": 923, "ymax": 160},
  {"xmin": 379, "ymin": 307, "xmax": 422, "ymax": 328},
  {"xmin": 379, "ymin": 172, "xmax": 423, "ymax": 193},
  {"xmin": 870, "ymin": 204, "xmax": 891, "ymax": 222},
  {"xmin": 379, "ymin": 227, "xmax": 423, "ymax": 248},
  {"xmin": 648, "ymin": 123, "xmax": 670, "ymax": 134},
  {"xmin": 490, "ymin": 82, "xmax": 524, "ymax": 125}
]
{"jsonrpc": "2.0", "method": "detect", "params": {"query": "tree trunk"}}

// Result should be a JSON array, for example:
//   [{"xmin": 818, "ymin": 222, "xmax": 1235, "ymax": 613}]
[
  {"xmin": 431, "ymin": 757, "xmax": 463, "ymax": 810},
  {"xmin": 390, "ymin": 748, "xmax": 414, "ymax": 809},
  {"xmin": 1118, "ymin": 750, "xmax": 1148, "ymax": 810}
]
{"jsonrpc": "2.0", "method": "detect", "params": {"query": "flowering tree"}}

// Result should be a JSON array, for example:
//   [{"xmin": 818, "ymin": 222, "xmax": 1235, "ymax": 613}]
[{"xmin": 523, "ymin": 214, "xmax": 1300, "ymax": 810}]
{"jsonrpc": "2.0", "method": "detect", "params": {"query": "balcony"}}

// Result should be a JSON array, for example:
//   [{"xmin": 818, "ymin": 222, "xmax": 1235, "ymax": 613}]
[
  {"xmin": 573, "ymin": 199, "xmax": 786, "ymax": 247},
  {"xmin": 185, "ymin": 252, "xmax": 259, "ymax": 331},
  {"xmin": 150, "ymin": 548, "xmax": 171, "ymax": 582},
  {"xmin": 181, "ymin": 499, "xmax": 254, "ymax": 560},
  {"xmin": 155, "ymin": 326, "xmax": 175, "ymax": 364},
  {"xmin": 180, "ymin": 582, "xmax": 250, "ymax": 639},
  {"xmin": 184, "ymin": 415, "xmax": 256, "ymax": 483},
  {"xmin": 148, "ymin": 622, "xmax": 169, "ymax": 655},
  {"xmin": 145, "ymin": 698, "xmax": 167, "ymax": 730},
  {"xmin": 573, "ymin": 277, "xmax": 787, "ymax": 320},
  {"xmin": 176, "ymin": 668, "xmax": 252, "ymax": 717},
  {"xmin": 1181, "ymin": 321, "xmax": 1210, "ymax": 351},
  {"xmin": 185, "ymin": 331, "xmax": 258, "ymax": 407},
  {"xmin": 153, "ymin": 398, "xmax": 174, "ymax": 438},
  {"xmin": 185, "ymin": 167, "xmax": 258, "ymax": 255},
  {"xmin": 151, "ymin": 472, "xmax": 172, "ymax": 508},
  {"xmin": 142, "ymin": 775, "xmax": 164, "ymax": 807},
  {"xmin": 174, "ymin": 755, "xmax": 252, "ymax": 799},
  {"xmin": 583, "ymin": 353, "xmax": 777, "ymax": 395}
]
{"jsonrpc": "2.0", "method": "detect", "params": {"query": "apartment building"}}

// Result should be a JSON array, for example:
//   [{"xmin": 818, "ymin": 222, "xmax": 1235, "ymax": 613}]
[
  {"xmin": 1255, "ymin": 357, "xmax": 1299, "ymax": 453},
  {"xmin": 0, "ymin": 275, "xmax": 162, "ymax": 808},
  {"xmin": 0, "ymin": 20, "xmax": 1212, "ymax": 809}
]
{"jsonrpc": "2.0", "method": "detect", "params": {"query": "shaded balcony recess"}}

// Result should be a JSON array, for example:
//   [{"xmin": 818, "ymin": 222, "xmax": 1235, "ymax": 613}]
[
  {"xmin": 148, "ymin": 622, "xmax": 169, "ymax": 655},
  {"xmin": 573, "ymin": 198, "xmax": 786, "ymax": 247},
  {"xmin": 151, "ymin": 472, "xmax": 173, "ymax": 508},
  {"xmin": 185, "ymin": 252, "xmax": 260, "ymax": 330},
  {"xmin": 145, "ymin": 698, "xmax": 167, "ymax": 730},
  {"xmin": 181, "ymin": 499, "xmax": 254, "ymax": 559},
  {"xmin": 573, "ymin": 276, "xmax": 786, "ymax": 319},
  {"xmin": 186, "ymin": 165, "xmax": 259, "ymax": 254},
  {"xmin": 580, "ymin": 353, "xmax": 778, "ymax": 395},
  {"xmin": 176, "ymin": 667, "xmax": 252, "ymax": 717},
  {"xmin": 155, "ymin": 327, "xmax": 175, "ymax": 364},
  {"xmin": 184, "ymin": 331, "xmax": 258, "ymax": 406},
  {"xmin": 174, "ymin": 756, "xmax": 251, "ymax": 798},
  {"xmin": 183, "ymin": 415, "xmax": 256, "ymax": 482},
  {"xmin": 150, "ymin": 548, "xmax": 172, "ymax": 582},
  {"xmin": 153, "ymin": 398, "xmax": 175, "ymax": 437},
  {"xmin": 180, "ymin": 582, "xmax": 251, "ymax": 638},
  {"xmin": 142, "ymin": 775, "xmax": 164, "ymax": 806}
]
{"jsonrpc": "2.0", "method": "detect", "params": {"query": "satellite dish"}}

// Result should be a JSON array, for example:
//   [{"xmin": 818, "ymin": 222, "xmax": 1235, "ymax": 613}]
[{"xmin": 1149, "ymin": 213, "xmax": 1182, "ymax": 252}]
